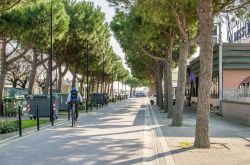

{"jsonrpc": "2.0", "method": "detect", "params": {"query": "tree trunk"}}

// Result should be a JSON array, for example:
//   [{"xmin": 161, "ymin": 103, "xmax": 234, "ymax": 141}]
[
  {"xmin": 148, "ymin": 82, "xmax": 154, "ymax": 97},
  {"xmin": 155, "ymin": 74, "xmax": 159, "ymax": 105},
  {"xmin": 107, "ymin": 82, "xmax": 110, "ymax": 95},
  {"xmin": 130, "ymin": 86, "xmax": 133, "ymax": 98},
  {"xmin": 58, "ymin": 65, "xmax": 62, "ymax": 93},
  {"xmin": 72, "ymin": 71, "xmax": 77, "ymax": 87},
  {"xmin": 0, "ymin": 38, "xmax": 7, "ymax": 116},
  {"xmin": 20, "ymin": 78, "xmax": 28, "ymax": 89},
  {"xmin": 91, "ymin": 76, "xmax": 94, "ymax": 93},
  {"xmin": 43, "ymin": 70, "xmax": 50, "ymax": 95},
  {"xmin": 27, "ymin": 49, "xmax": 37, "ymax": 95},
  {"xmin": 58, "ymin": 64, "xmax": 68, "ymax": 93},
  {"xmin": 96, "ymin": 79, "xmax": 100, "ymax": 93},
  {"xmin": 163, "ymin": 64, "xmax": 168, "ymax": 113},
  {"xmin": 12, "ymin": 79, "xmax": 18, "ymax": 88},
  {"xmin": 104, "ymin": 81, "xmax": 108, "ymax": 93},
  {"xmin": 111, "ymin": 80, "xmax": 114, "ymax": 98},
  {"xmin": 172, "ymin": 42, "xmax": 189, "ymax": 126},
  {"xmin": 156, "ymin": 61, "xmax": 164, "ymax": 109},
  {"xmin": 110, "ymin": 83, "xmax": 112, "ymax": 95},
  {"xmin": 79, "ymin": 78, "xmax": 84, "ymax": 96},
  {"xmin": 166, "ymin": 32, "xmax": 174, "ymax": 118},
  {"xmin": 194, "ymin": 0, "xmax": 213, "ymax": 148}
]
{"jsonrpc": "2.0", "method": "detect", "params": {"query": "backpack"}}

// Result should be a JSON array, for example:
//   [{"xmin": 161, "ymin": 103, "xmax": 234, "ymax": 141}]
[{"xmin": 71, "ymin": 90, "xmax": 78, "ymax": 101}]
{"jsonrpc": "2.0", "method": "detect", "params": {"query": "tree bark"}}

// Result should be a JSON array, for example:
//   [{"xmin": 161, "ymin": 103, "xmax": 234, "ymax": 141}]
[
  {"xmin": 130, "ymin": 86, "xmax": 133, "ymax": 98},
  {"xmin": 43, "ymin": 61, "xmax": 57, "ymax": 95},
  {"xmin": 166, "ymin": 32, "xmax": 174, "ymax": 118},
  {"xmin": 156, "ymin": 61, "xmax": 164, "ymax": 109},
  {"xmin": 43, "ymin": 70, "xmax": 50, "ymax": 95},
  {"xmin": 27, "ymin": 49, "xmax": 37, "ymax": 95},
  {"xmin": 163, "ymin": 64, "xmax": 168, "ymax": 113},
  {"xmin": 172, "ymin": 42, "xmax": 189, "ymax": 126},
  {"xmin": 110, "ymin": 83, "xmax": 112, "ymax": 95},
  {"xmin": 194, "ymin": 0, "xmax": 213, "ymax": 148},
  {"xmin": 19, "ymin": 78, "xmax": 28, "ymax": 89},
  {"xmin": 104, "ymin": 81, "xmax": 108, "ymax": 93},
  {"xmin": 72, "ymin": 70, "xmax": 77, "ymax": 87},
  {"xmin": 107, "ymin": 81, "xmax": 110, "ymax": 95},
  {"xmin": 12, "ymin": 79, "xmax": 18, "ymax": 88},
  {"xmin": 96, "ymin": 79, "xmax": 100, "ymax": 93},
  {"xmin": 79, "ymin": 78, "xmax": 84, "ymax": 96},
  {"xmin": 0, "ymin": 38, "xmax": 8, "ymax": 116},
  {"xmin": 58, "ymin": 64, "xmax": 68, "ymax": 93},
  {"xmin": 155, "ymin": 74, "xmax": 159, "ymax": 105},
  {"xmin": 58, "ymin": 65, "xmax": 62, "ymax": 93}
]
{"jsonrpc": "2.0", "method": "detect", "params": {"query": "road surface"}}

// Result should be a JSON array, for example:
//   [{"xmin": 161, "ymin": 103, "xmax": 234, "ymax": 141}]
[{"xmin": 0, "ymin": 98, "xmax": 174, "ymax": 165}]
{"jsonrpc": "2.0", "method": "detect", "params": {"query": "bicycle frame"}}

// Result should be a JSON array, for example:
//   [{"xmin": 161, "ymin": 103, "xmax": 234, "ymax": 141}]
[{"xmin": 71, "ymin": 103, "xmax": 76, "ymax": 127}]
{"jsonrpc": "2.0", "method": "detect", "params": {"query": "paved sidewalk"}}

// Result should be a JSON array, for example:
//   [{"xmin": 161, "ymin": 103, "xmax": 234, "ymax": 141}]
[
  {"xmin": 151, "ymin": 103, "xmax": 250, "ymax": 165},
  {"xmin": 0, "ymin": 98, "xmax": 156, "ymax": 165}
]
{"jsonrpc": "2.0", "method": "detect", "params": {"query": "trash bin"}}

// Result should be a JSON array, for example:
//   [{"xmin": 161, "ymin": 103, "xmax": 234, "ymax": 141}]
[
  {"xmin": 26, "ymin": 95, "xmax": 58, "ymax": 119},
  {"xmin": 90, "ymin": 93, "xmax": 100, "ymax": 106},
  {"xmin": 103, "ymin": 94, "xmax": 108, "ymax": 105},
  {"xmin": 55, "ymin": 93, "xmax": 69, "ymax": 111}
]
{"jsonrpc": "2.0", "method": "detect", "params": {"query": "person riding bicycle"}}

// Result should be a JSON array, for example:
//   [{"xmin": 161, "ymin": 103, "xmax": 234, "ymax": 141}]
[{"xmin": 67, "ymin": 86, "xmax": 83, "ymax": 122}]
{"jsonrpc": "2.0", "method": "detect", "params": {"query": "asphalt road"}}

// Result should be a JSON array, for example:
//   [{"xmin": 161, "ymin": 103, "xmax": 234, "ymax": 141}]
[{"xmin": 0, "ymin": 98, "xmax": 151, "ymax": 165}]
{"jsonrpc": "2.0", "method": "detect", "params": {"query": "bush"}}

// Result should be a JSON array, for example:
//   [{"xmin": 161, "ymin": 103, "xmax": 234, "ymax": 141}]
[{"xmin": 0, "ymin": 120, "xmax": 18, "ymax": 134}]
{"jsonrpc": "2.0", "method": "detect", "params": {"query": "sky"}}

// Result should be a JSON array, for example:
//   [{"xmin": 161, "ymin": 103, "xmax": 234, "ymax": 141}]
[{"xmin": 84, "ymin": 0, "xmax": 128, "ymax": 69}]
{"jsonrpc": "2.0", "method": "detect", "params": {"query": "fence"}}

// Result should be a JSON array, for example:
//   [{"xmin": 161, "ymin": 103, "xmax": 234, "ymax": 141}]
[{"xmin": 223, "ymin": 88, "xmax": 250, "ymax": 103}]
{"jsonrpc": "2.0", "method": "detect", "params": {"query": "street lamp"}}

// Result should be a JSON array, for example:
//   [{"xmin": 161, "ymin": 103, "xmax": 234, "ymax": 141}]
[{"xmin": 49, "ymin": 0, "xmax": 54, "ymax": 126}]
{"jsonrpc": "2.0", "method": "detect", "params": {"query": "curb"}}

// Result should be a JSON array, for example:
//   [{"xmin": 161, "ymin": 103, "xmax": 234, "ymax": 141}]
[{"xmin": 149, "ymin": 105, "xmax": 176, "ymax": 165}]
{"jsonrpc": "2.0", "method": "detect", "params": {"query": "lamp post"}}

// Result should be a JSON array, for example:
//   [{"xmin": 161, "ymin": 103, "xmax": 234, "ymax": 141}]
[
  {"xmin": 86, "ymin": 40, "xmax": 89, "ymax": 113},
  {"xmin": 102, "ymin": 53, "xmax": 104, "ymax": 107},
  {"xmin": 49, "ymin": 0, "xmax": 54, "ymax": 126},
  {"xmin": 112, "ymin": 70, "xmax": 114, "ymax": 102}
]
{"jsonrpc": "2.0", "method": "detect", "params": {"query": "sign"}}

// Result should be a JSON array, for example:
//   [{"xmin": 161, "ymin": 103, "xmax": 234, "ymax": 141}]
[{"xmin": 228, "ymin": 20, "xmax": 250, "ymax": 43}]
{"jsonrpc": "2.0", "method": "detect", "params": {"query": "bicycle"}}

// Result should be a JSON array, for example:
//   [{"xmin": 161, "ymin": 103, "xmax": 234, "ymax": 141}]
[{"xmin": 70, "ymin": 99, "xmax": 78, "ymax": 127}]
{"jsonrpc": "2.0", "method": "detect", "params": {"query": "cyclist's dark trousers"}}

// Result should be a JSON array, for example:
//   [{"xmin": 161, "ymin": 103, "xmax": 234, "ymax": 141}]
[{"xmin": 70, "ymin": 104, "xmax": 79, "ymax": 119}]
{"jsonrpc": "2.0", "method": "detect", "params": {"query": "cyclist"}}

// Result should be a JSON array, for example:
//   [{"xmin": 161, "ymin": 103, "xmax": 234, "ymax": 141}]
[{"xmin": 67, "ymin": 86, "xmax": 83, "ymax": 122}]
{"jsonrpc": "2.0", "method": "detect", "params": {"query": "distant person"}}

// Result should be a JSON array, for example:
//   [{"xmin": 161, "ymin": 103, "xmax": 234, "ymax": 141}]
[{"xmin": 67, "ymin": 86, "xmax": 83, "ymax": 122}]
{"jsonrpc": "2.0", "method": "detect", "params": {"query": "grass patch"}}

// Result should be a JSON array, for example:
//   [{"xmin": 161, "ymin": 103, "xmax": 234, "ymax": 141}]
[
  {"xmin": 58, "ymin": 111, "xmax": 69, "ymax": 115},
  {"xmin": 22, "ymin": 119, "xmax": 48, "ymax": 129},
  {"xmin": 178, "ymin": 141, "xmax": 193, "ymax": 149},
  {"xmin": 0, "ymin": 119, "xmax": 48, "ymax": 134}
]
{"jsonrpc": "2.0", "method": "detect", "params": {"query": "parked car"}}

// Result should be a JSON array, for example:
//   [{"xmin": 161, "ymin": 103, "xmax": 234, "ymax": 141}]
[{"xmin": 135, "ymin": 92, "xmax": 146, "ymax": 97}]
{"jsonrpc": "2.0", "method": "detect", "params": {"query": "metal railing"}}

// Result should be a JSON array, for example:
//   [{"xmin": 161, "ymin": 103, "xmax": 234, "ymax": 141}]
[{"xmin": 223, "ymin": 88, "xmax": 250, "ymax": 103}]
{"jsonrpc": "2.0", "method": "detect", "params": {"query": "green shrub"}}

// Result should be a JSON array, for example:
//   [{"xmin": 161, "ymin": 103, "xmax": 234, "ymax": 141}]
[{"xmin": 0, "ymin": 120, "xmax": 18, "ymax": 134}]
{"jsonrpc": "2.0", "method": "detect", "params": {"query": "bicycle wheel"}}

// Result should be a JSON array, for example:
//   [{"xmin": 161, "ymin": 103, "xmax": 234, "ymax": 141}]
[{"xmin": 72, "ymin": 104, "xmax": 75, "ymax": 127}]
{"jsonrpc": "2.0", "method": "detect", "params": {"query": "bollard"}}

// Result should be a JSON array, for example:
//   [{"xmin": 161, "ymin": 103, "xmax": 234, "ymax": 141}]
[
  {"xmin": 18, "ymin": 106, "xmax": 22, "ymax": 137},
  {"xmin": 36, "ymin": 104, "xmax": 40, "ymax": 131}
]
